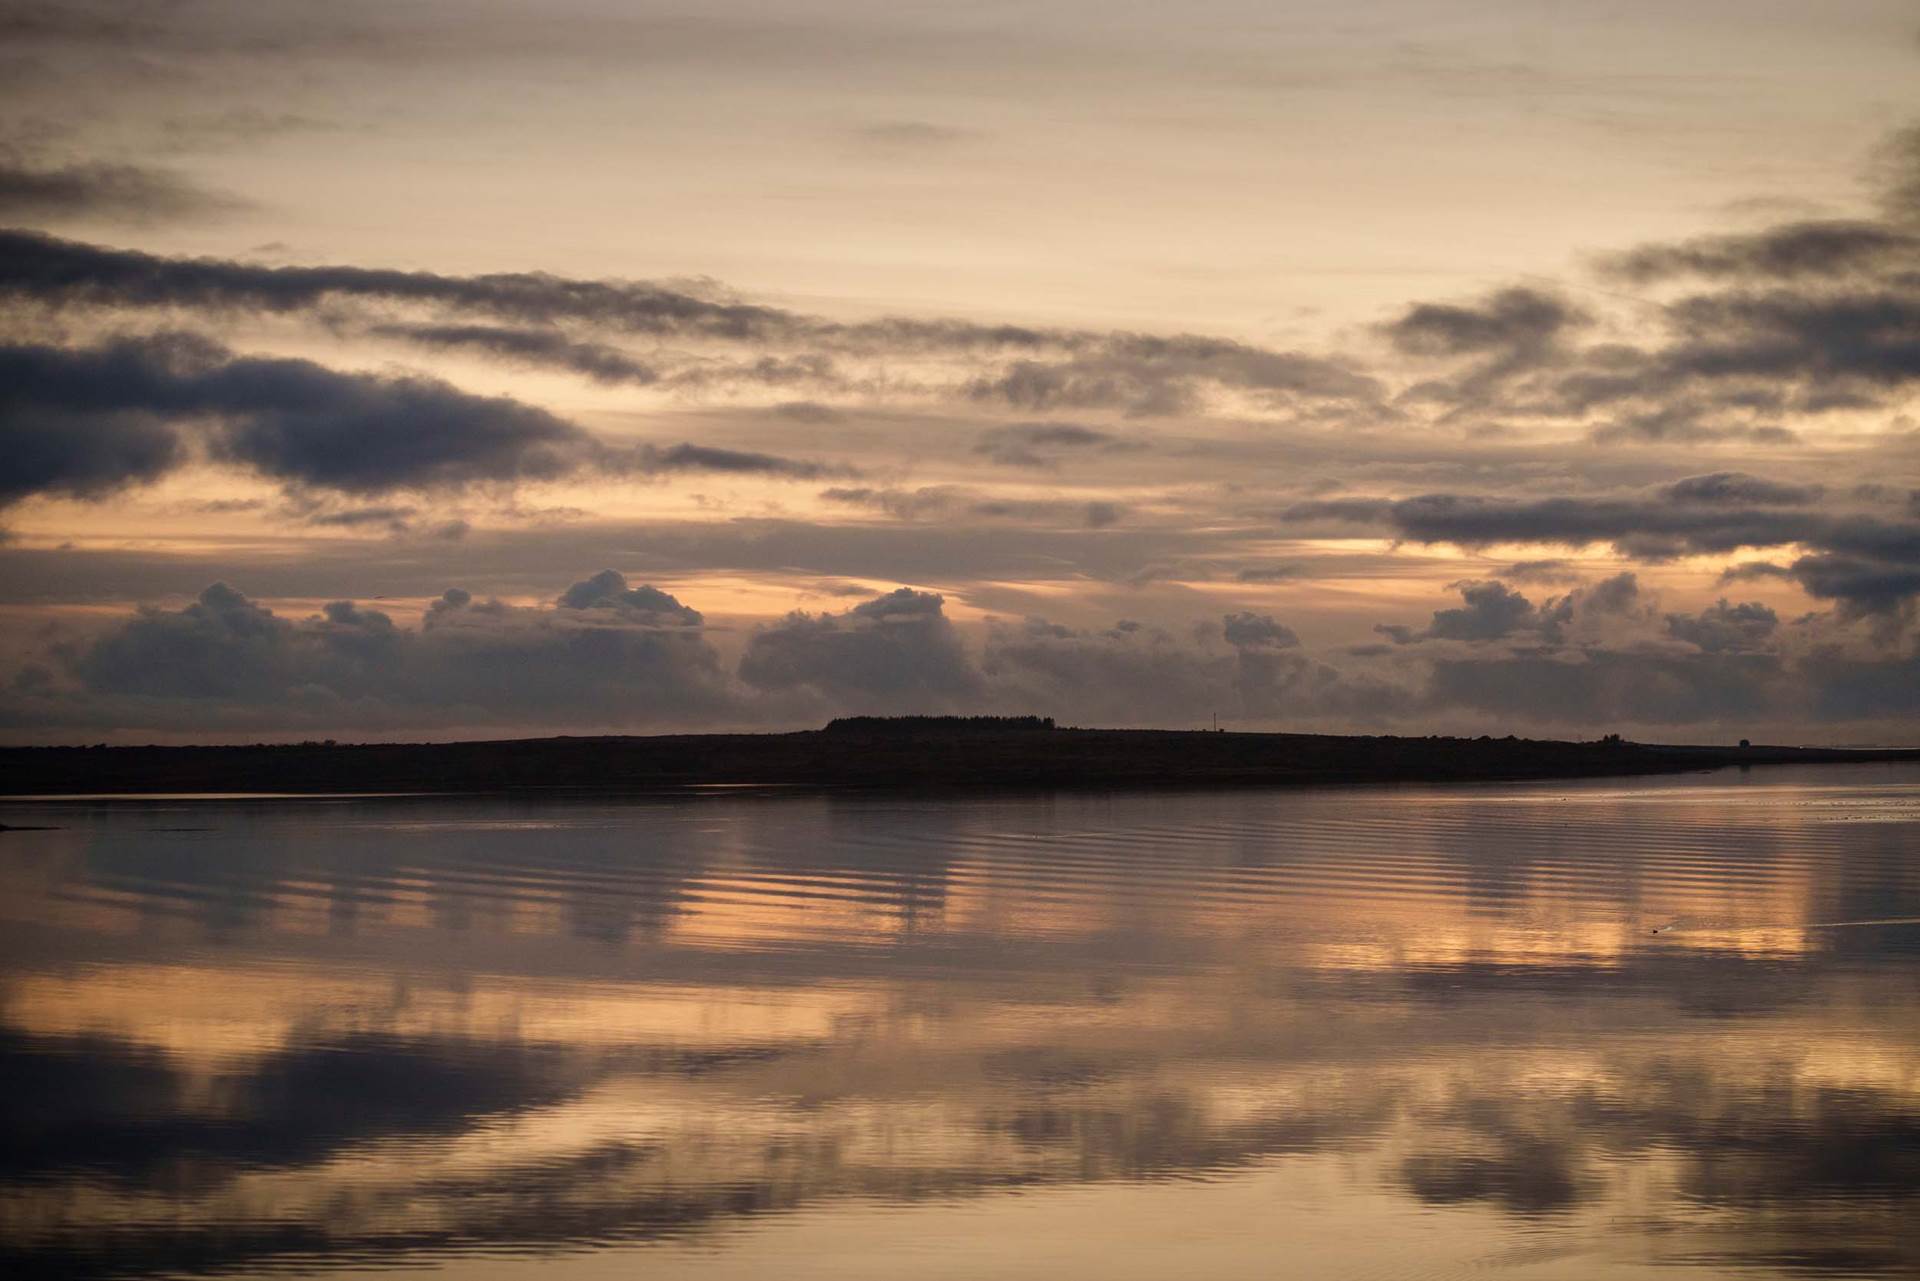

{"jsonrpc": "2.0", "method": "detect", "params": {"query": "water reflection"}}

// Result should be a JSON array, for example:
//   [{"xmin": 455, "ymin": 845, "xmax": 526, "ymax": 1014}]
[{"xmin": 3, "ymin": 766, "xmax": 1920, "ymax": 1279}]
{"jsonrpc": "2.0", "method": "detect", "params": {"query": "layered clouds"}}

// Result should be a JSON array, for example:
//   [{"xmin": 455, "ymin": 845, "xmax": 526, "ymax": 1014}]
[
  {"xmin": 11, "ymin": 573, "xmax": 728, "ymax": 735},
  {"xmin": 1, "ymin": 12, "xmax": 1918, "ymax": 741},
  {"xmin": 11, "ymin": 561, "xmax": 1920, "ymax": 742}
]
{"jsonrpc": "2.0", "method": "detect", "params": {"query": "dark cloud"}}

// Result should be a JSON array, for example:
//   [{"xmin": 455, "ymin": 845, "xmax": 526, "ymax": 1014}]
[
  {"xmin": 1383, "ymin": 132, "xmax": 1920, "ymax": 443},
  {"xmin": 635, "ymin": 442, "xmax": 845, "ymax": 479},
  {"xmin": 0, "ymin": 159, "xmax": 243, "ymax": 224},
  {"xmin": 1601, "ymin": 220, "xmax": 1920, "ymax": 283},
  {"xmin": 1285, "ymin": 481, "xmax": 1920, "ymax": 616},
  {"xmin": 48, "ymin": 577, "xmax": 729, "ymax": 730},
  {"xmin": 1221, "ymin": 612, "xmax": 1299, "ymax": 650},
  {"xmin": 739, "ymin": 588, "xmax": 981, "ymax": 711},
  {"xmin": 305, "ymin": 504, "xmax": 416, "ymax": 531},
  {"xmin": 1500, "ymin": 558, "xmax": 1577, "ymax": 582},
  {"xmin": 0, "ymin": 332, "xmax": 587, "ymax": 498},
  {"xmin": 1419, "ymin": 580, "xmax": 1538, "ymax": 641},
  {"xmin": 1658, "ymin": 471, "xmax": 1820, "ymax": 505},
  {"xmin": 1384, "ymin": 287, "xmax": 1587, "ymax": 359},
  {"xmin": 0, "ymin": 399, "xmax": 182, "ymax": 506},
  {"xmin": 0, "ymin": 232, "xmax": 1388, "ymax": 424},
  {"xmin": 967, "ymin": 336, "xmax": 1379, "ymax": 417},
  {"xmin": 771, "ymin": 400, "xmax": 841, "ymax": 423},
  {"xmin": 1375, "ymin": 572, "xmax": 1648, "ymax": 647},
  {"xmin": 1423, "ymin": 648, "xmax": 1784, "ymax": 725},
  {"xmin": 1665, "ymin": 598, "xmax": 1778, "ymax": 653},
  {"xmin": 368, "ymin": 323, "xmax": 660, "ymax": 385},
  {"xmin": 555, "ymin": 569, "xmax": 703, "ymax": 624},
  {"xmin": 1656, "ymin": 290, "xmax": 1920, "ymax": 390},
  {"xmin": 0, "ymin": 228, "xmax": 796, "ymax": 340},
  {"xmin": 982, "ymin": 616, "xmax": 1235, "ymax": 725},
  {"xmin": 0, "ymin": 334, "xmax": 841, "ymax": 505},
  {"xmin": 982, "ymin": 612, "xmax": 1400, "ymax": 727},
  {"xmin": 1716, "ymin": 560, "xmax": 1795, "ymax": 584},
  {"xmin": 1386, "ymin": 287, "xmax": 1591, "ymax": 419},
  {"xmin": 974, "ymin": 421, "xmax": 1137, "ymax": 467},
  {"xmin": 0, "ymin": 230, "xmax": 1138, "ymax": 361},
  {"xmin": 1358, "ymin": 573, "xmax": 1920, "ymax": 728},
  {"xmin": 1285, "ymin": 492, "xmax": 1639, "ymax": 548},
  {"xmin": 7, "ymin": 566, "xmax": 1920, "ymax": 738},
  {"xmin": 1787, "ymin": 553, "xmax": 1920, "ymax": 620},
  {"xmin": 663, "ymin": 353, "xmax": 842, "ymax": 391}
]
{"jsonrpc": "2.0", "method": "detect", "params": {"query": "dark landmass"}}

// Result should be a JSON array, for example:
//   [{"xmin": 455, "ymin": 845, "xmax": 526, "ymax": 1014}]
[{"xmin": 2, "ymin": 721, "xmax": 1916, "ymax": 796}]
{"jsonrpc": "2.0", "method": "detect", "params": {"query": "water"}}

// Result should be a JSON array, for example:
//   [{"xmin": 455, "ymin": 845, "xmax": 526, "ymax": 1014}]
[{"xmin": 4, "ymin": 764, "xmax": 1919, "ymax": 1280}]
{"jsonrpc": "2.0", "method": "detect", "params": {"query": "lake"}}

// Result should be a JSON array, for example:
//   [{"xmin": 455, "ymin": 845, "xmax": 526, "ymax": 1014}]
[{"xmin": 4, "ymin": 764, "xmax": 1919, "ymax": 1279}]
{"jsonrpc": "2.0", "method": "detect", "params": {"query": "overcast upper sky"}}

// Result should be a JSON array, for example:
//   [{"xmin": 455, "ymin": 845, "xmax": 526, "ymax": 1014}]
[{"xmin": 2, "ymin": 0, "xmax": 1919, "ymax": 743}]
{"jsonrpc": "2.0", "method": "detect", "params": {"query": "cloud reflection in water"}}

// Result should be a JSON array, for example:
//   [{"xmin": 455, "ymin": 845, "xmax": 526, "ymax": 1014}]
[{"xmin": 3, "ymin": 768, "xmax": 1920, "ymax": 1279}]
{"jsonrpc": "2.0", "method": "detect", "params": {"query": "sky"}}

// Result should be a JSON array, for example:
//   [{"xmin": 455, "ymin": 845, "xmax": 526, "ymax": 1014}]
[{"xmin": 1, "ymin": 0, "xmax": 1919, "ymax": 744}]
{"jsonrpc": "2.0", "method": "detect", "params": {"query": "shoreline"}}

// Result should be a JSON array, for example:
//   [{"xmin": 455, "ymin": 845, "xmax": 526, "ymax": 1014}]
[{"xmin": 3, "ymin": 727, "xmax": 1917, "ymax": 798}]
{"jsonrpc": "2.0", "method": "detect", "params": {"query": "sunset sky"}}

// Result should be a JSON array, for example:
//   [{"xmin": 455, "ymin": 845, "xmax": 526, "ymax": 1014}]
[{"xmin": 3, "ymin": 0, "xmax": 1919, "ymax": 743}]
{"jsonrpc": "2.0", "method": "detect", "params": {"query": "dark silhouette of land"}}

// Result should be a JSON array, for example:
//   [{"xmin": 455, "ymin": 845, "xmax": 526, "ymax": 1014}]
[{"xmin": 2, "ymin": 718, "xmax": 1916, "ymax": 796}]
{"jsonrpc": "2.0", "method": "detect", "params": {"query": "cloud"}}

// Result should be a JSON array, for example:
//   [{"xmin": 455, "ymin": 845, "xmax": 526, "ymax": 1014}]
[
  {"xmin": 45, "ymin": 576, "xmax": 729, "ymax": 730},
  {"xmin": 635, "ymin": 442, "xmax": 846, "ymax": 480},
  {"xmin": 1286, "ymin": 479, "xmax": 1920, "ymax": 617},
  {"xmin": 1221, "ymin": 612, "xmax": 1299, "ymax": 650},
  {"xmin": 1500, "ymin": 559, "xmax": 1578, "ymax": 582},
  {"xmin": 1375, "ymin": 573, "xmax": 1648, "ymax": 649},
  {"xmin": 966, "ymin": 336, "xmax": 1379, "ymax": 417},
  {"xmin": 1665, "ymin": 599, "xmax": 1779, "ymax": 653},
  {"xmin": 305, "ymin": 504, "xmax": 416, "ymax": 531},
  {"xmin": 0, "ymin": 399, "xmax": 183, "ymax": 506},
  {"xmin": 0, "ymin": 230, "xmax": 1063, "ymax": 356},
  {"xmin": 821, "ymin": 485, "xmax": 1124, "ymax": 528},
  {"xmin": 981, "ymin": 617, "xmax": 1234, "ymax": 725},
  {"xmin": 974, "ymin": 421, "xmax": 1138, "ymax": 467},
  {"xmin": 1380, "ymin": 132, "xmax": 1920, "ymax": 443},
  {"xmin": 1354, "ymin": 573, "xmax": 1918, "ymax": 728},
  {"xmin": 0, "ymin": 231, "xmax": 1388, "ymax": 419},
  {"xmin": 1418, "ymin": 580, "xmax": 1539, "ymax": 641},
  {"xmin": 1384, "ymin": 287, "xmax": 1587, "ymax": 359},
  {"xmin": 1600, "ymin": 220, "xmax": 1920, "ymax": 283},
  {"xmin": 1788, "ymin": 554, "xmax": 1920, "ymax": 621},
  {"xmin": 0, "ymin": 332, "xmax": 587, "ymax": 499},
  {"xmin": 0, "ymin": 334, "xmax": 841, "ymax": 505},
  {"xmin": 982, "ymin": 612, "xmax": 1401, "ymax": 727},
  {"xmin": 0, "ymin": 159, "xmax": 244, "ymax": 224},
  {"xmin": 0, "ymin": 228, "xmax": 797, "ymax": 340},
  {"xmin": 555, "ymin": 569, "xmax": 703, "ymax": 623},
  {"xmin": 7, "ymin": 568, "xmax": 1920, "ymax": 739},
  {"xmin": 739, "ymin": 588, "xmax": 981, "ymax": 711},
  {"xmin": 771, "ymin": 400, "xmax": 841, "ymax": 423},
  {"xmin": 1659, "ymin": 472, "xmax": 1820, "ymax": 505},
  {"xmin": 368, "ymin": 323, "xmax": 660, "ymax": 385},
  {"xmin": 1422, "ymin": 649, "xmax": 1785, "ymax": 728},
  {"xmin": 1236, "ymin": 563, "xmax": 1307, "ymax": 582},
  {"xmin": 1870, "ymin": 121, "xmax": 1920, "ymax": 222}
]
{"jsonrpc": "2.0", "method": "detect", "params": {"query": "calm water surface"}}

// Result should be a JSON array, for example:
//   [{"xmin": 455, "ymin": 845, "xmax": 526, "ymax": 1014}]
[{"xmin": 4, "ymin": 765, "xmax": 1920, "ymax": 1279}]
